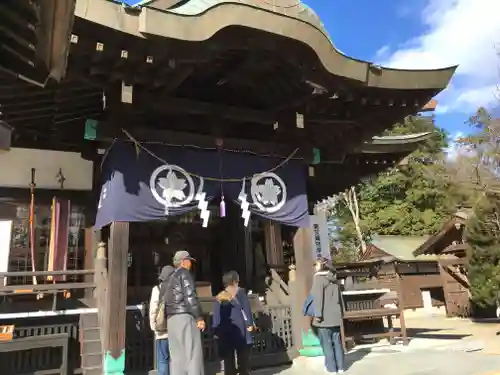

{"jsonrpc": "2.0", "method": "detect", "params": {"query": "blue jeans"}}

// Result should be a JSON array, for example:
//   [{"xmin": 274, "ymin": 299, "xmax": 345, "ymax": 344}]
[
  {"xmin": 156, "ymin": 338, "xmax": 170, "ymax": 375},
  {"xmin": 317, "ymin": 326, "xmax": 344, "ymax": 373}
]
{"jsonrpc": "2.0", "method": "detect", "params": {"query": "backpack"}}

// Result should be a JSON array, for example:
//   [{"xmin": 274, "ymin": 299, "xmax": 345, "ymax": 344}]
[
  {"xmin": 302, "ymin": 293, "xmax": 316, "ymax": 317},
  {"xmin": 154, "ymin": 282, "xmax": 168, "ymax": 332}
]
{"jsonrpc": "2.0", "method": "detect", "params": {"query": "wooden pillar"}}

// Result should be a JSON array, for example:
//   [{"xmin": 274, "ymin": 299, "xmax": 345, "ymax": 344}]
[
  {"xmin": 292, "ymin": 227, "xmax": 314, "ymax": 333},
  {"xmin": 264, "ymin": 221, "xmax": 284, "ymax": 267},
  {"xmin": 395, "ymin": 268, "xmax": 409, "ymax": 345},
  {"xmin": 83, "ymin": 228, "xmax": 99, "ymax": 299},
  {"xmin": 102, "ymin": 222, "xmax": 129, "ymax": 375},
  {"xmin": 85, "ymin": 159, "xmax": 102, "ymax": 298},
  {"xmin": 288, "ymin": 264, "xmax": 302, "ymax": 351}
]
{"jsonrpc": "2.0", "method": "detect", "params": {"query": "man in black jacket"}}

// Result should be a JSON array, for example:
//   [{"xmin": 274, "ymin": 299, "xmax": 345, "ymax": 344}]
[{"xmin": 166, "ymin": 250, "xmax": 205, "ymax": 375}]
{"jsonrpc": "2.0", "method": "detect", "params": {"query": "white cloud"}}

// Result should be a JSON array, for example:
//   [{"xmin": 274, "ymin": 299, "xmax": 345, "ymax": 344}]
[
  {"xmin": 375, "ymin": 45, "xmax": 390, "ymax": 60},
  {"xmin": 378, "ymin": 0, "xmax": 500, "ymax": 115}
]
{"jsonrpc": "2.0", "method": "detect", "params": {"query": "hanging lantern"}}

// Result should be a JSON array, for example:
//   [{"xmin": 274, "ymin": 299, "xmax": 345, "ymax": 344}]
[{"xmin": 0, "ymin": 121, "xmax": 13, "ymax": 152}]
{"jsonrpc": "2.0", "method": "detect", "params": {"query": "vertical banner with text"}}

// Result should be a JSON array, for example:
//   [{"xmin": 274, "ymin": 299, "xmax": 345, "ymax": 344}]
[{"xmin": 310, "ymin": 209, "xmax": 330, "ymax": 261}]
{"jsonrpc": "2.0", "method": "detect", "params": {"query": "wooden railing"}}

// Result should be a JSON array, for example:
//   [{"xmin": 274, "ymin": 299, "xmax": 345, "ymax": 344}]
[
  {"xmin": 0, "ymin": 270, "xmax": 95, "ymax": 311},
  {"xmin": 0, "ymin": 303, "xmax": 295, "ymax": 375}
]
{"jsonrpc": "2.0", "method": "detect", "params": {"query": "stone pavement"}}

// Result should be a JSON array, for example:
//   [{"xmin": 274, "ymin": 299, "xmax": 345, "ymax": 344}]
[
  {"xmin": 256, "ymin": 349, "xmax": 500, "ymax": 375},
  {"xmin": 253, "ymin": 313, "xmax": 500, "ymax": 375},
  {"xmin": 252, "ymin": 314, "xmax": 500, "ymax": 375}
]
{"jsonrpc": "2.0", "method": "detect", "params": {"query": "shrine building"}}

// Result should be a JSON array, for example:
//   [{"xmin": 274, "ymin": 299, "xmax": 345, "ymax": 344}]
[{"xmin": 0, "ymin": 1, "xmax": 455, "ymax": 374}]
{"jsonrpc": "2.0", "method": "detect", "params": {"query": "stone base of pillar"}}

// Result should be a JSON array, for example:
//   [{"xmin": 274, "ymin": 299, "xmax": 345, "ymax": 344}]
[
  {"xmin": 103, "ymin": 349, "xmax": 126, "ymax": 375},
  {"xmin": 298, "ymin": 330, "xmax": 324, "ymax": 357}
]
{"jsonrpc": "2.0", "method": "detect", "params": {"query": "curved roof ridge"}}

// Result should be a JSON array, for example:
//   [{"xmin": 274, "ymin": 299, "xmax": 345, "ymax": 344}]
[
  {"xmin": 77, "ymin": 0, "xmax": 456, "ymax": 90},
  {"xmin": 370, "ymin": 132, "xmax": 433, "ymax": 143},
  {"xmin": 136, "ymin": 0, "xmax": 332, "ymax": 41}
]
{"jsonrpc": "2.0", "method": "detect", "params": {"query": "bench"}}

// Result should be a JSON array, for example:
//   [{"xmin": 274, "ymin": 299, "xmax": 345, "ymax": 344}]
[
  {"xmin": 0, "ymin": 333, "xmax": 69, "ymax": 375},
  {"xmin": 341, "ymin": 307, "xmax": 407, "ymax": 350}
]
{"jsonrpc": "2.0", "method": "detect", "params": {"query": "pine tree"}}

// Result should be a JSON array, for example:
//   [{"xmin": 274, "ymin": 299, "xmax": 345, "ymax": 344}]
[
  {"xmin": 466, "ymin": 193, "xmax": 500, "ymax": 307},
  {"xmin": 459, "ymin": 107, "xmax": 500, "ymax": 307}
]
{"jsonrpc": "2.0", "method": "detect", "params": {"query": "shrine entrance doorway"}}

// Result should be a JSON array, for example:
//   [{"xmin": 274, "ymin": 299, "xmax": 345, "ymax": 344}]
[{"xmin": 125, "ymin": 202, "xmax": 275, "ymax": 304}]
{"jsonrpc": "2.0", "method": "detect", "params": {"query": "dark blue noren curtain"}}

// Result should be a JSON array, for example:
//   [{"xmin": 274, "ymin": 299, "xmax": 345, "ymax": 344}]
[{"xmin": 95, "ymin": 141, "xmax": 309, "ymax": 228}]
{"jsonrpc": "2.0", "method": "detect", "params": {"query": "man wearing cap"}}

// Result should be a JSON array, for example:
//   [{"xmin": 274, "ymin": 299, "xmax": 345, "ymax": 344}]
[{"xmin": 165, "ymin": 250, "xmax": 205, "ymax": 375}]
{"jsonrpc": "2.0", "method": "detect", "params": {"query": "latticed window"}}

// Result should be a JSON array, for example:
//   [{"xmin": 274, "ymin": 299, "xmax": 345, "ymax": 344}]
[{"xmin": 0, "ymin": 201, "xmax": 86, "ymax": 285}]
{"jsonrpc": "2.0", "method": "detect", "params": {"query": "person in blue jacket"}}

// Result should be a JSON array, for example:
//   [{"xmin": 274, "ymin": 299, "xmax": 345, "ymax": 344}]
[{"xmin": 212, "ymin": 271, "xmax": 255, "ymax": 375}]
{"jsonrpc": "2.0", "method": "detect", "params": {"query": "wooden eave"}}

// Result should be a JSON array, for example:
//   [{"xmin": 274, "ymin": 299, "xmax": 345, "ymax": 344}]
[
  {"xmin": 2, "ymin": 0, "xmax": 454, "ymax": 157},
  {"xmin": 0, "ymin": 71, "xmax": 103, "ymax": 151},
  {"xmin": 0, "ymin": 0, "xmax": 75, "ymax": 86},
  {"xmin": 359, "ymin": 244, "xmax": 395, "ymax": 263},
  {"xmin": 412, "ymin": 214, "xmax": 467, "ymax": 257},
  {"xmin": 358, "ymin": 132, "xmax": 432, "ymax": 154},
  {"xmin": 35, "ymin": 0, "xmax": 76, "ymax": 82},
  {"xmin": 308, "ymin": 153, "xmax": 406, "ymax": 202},
  {"xmin": 41, "ymin": 13, "xmax": 447, "ymax": 155},
  {"xmin": 74, "ymin": 0, "xmax": 456, "ymax": 91},
  {"xmin": 308, "ymin": 133, "xmax": 431, "ymax": 202}
]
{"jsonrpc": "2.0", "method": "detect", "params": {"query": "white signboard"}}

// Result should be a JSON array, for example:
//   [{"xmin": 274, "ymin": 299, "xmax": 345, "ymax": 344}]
[
  {"xmin": 0, "ymin": 148, "xmax": 93, "ymax": 190},
  {"xmin": 0, "ymin": 220, "xmax": 12, "ymax": 286},
  {"xmin": 310, "ymin": 210, "xmax": 330, "ymax": 260}
]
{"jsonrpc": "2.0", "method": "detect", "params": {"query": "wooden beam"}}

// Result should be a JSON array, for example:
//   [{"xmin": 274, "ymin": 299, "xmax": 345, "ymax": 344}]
[
  {"xmin": 97, "ymin": 124, "xmax": 311, "ymax": 160},
  {"xmin": 161, "ymin": 66, "xmax": 193, "ymax": 93},
  {"xmin": 395, "ymin": 270, "xmax": 409, "ymax": 345},
  {"xmin": 102, "ymin": 222, "xmax": 129, "ymax": 375},
  {"xmin": 443, "ymin": 264, "xmax": 470, "ymax": 289},
  {"xmin": 218, "ymin": 55, "xmax": 260, "ymax": 85},
  {"xmin": 142, "ymin": 94, "xmax": 277, "ymax": 124},
  {"xmin": 35, "ymin": 0, "xmax": 75, "ymax": 82},
  {"xmin": 138, "ymin": 93, "xmax": 359, "ymax": 127},
  {"xmin": 0, "ymin": 187, "xmax": 91, "ymax": 206}
]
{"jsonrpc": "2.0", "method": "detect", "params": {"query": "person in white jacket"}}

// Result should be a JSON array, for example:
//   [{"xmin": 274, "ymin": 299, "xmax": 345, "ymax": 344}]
[{"xmin": 150, "ymin": 266, "xmax": 175, "ymax": 375}]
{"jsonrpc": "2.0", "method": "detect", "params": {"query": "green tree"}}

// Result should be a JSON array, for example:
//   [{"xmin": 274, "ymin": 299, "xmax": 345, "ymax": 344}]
[
  {"xmin": 466, "ymin": 193, "xmax": 500, "ymax": 307},
  {"xmin": 333, "ymin": 115, "xmax": 464, "ymax": 257},
  {"xmin": 457, "ymin": 107, "xmax": 500, "ymax": 307}
]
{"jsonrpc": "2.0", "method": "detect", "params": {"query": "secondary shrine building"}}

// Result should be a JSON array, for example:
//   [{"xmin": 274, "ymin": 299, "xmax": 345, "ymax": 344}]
[{"xmin": 0, "ymin": 1, "xmax": 455, "ymax": 374}]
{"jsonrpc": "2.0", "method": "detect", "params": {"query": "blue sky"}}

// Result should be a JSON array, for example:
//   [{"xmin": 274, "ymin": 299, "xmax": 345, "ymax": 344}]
[
  {"xmin": 125, "ymin": 0, "xmax": 500, "ymax": 141},
  {"xmin": 304, "ymin": 0, "xmax": 500, "ymax": 141}
]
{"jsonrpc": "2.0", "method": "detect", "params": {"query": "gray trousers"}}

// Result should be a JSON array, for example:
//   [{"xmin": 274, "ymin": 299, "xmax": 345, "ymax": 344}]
[{"xmin": 167, "ymin": 314, "xmax": 204, "ymax": 375}]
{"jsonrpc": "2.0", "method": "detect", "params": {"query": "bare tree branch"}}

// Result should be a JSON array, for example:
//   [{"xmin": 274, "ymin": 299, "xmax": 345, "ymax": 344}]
[{"xmin": 341, "ymin": 186, "xmax": 367, "ymax": 254}]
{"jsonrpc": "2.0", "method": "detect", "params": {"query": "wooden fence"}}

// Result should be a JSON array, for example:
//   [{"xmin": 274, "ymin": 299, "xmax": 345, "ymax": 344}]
[{"xmin": 0, "ymin": 305, "xmax": 293, "ymax": 374}]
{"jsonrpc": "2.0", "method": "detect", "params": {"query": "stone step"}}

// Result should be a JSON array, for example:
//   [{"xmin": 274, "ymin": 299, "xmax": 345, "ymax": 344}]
[
  {"xmin": 80, "ymin": 313, "xmax": 99, "ymax": 328},
  {"xmin": 82, "ymin": 339, "xmax": 102, "ymax": 354},
  {"xmin": 81, "ymin": 326, "xmax": 101, "ymax": 341},
  {"xmin": 81, "ymin": 351, "xmax": 102, "ymax": 368},
  {"xmin": 82, "ymin": 365, "xmax": 102, "ymax": 375}
]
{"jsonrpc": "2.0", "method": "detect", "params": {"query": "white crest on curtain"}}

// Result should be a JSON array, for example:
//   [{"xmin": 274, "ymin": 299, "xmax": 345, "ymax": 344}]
[
  {"xmin": 150, "ymin": 164, "xmax": 209, "ymax": 226},
  {"xmin": 238, "ymin": 172, "xmax": 288, "ymax": 227},
  {"xmin": 251, "ymin": 172, "xmax": 287, "ymax": 213}
]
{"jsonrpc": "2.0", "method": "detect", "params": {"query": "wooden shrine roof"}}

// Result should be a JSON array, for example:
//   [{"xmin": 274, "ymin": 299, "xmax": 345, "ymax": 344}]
[
  {"xmin": 307, "ymin": 146, "xmax": 427, "ymax": 201},
  {"xmin": 0, "ymin": 0, "xmax": 76, "ymax": 85},
  {"xmin": 0, "ymin": 0, "xmax": 454, "ymax": 204},
  {"xmin": 74, "ymin": 0, "xmax": 455, "ymax": 91},
  {"xmin": 364, "ymin": 235, "xmax": 430, "ymax": 262},
  {"xmin": 412, "ymin": 210, "xmax": 470, "ymax": 257}
]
